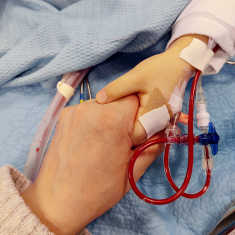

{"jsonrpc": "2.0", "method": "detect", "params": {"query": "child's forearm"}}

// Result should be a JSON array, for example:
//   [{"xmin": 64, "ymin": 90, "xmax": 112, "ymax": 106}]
[
  {"xmin": 166, "ymin": 34, "xmax": 209, "ymax": 73},
  {"xmin": 168, "ymin": 0, "xmax": 235, "ymax": 74}
]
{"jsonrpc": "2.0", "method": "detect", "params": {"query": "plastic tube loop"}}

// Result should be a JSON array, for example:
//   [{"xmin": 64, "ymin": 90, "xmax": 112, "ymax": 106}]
[{"xmin": 128, "ymin": 70, "xmax": 220, "ymax": 205}]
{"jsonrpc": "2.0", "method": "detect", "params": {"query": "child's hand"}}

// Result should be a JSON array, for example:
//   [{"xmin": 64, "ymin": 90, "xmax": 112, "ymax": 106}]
[
  {"xmin": 96, "ymin": 41, "xmax": 197, "ymax": 145},
  {"xmin": 96, "ymin": 35, "xmax": 208, "ymax": 145}
]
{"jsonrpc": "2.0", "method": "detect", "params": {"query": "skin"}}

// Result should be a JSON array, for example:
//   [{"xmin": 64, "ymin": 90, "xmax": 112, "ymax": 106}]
[
  {"xmin": 96, "ymin": 34, "xmax": 208, "ymax": 145},
  {"xmin": 22, "ymin": 34, "xmax": 209, "ymax": 235},
  {"xmin": 22, "ymin": 96, "xmax": 164, "ymax": 235}
]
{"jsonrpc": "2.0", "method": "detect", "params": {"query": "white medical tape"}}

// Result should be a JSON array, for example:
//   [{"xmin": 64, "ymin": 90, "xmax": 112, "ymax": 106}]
[
  {"xmin": 168, "ymin": 94, "xmax": 183, "ymax": 114},
  {"xmin": 180, "ymin": 38, "xmax": 214, "ymax": 72},
  {"xmin": 57, "ymin": 81, "xmax": 75, "ymax": 100},
  {"xmin": 139, "ymin": 105, "xmax": 170, "ymax": 139}
]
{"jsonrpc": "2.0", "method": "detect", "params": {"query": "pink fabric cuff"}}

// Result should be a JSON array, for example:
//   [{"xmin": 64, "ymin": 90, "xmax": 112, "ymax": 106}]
[
  {"xmin": 168, "ymin": 15, "xmax": 230, "ymax": 74},
  {"xmin": 168, "ymin": 0, "xmax": 235, "ymax": 74},
  {"xmin": 0, "ymin": 166, "xmax": 91, "ymax": 235}
]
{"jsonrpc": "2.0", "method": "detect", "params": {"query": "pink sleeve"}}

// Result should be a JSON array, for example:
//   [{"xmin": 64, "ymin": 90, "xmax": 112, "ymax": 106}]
[
  {"xmin": 0, "ymin": 166, "xmax": 53, "ymax": 234},
  {"xmin": 0, "ymin": 166, "xmax": 91, "ymax": 235},
  {"xmin": 168, "ymin": 0, "xmax": 235, "ymax": 74}
]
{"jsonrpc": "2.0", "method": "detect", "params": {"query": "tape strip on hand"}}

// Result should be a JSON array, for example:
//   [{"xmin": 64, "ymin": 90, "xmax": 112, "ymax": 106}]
[
  {"xmin": 168, "ymin": 93, "xmax": 183, "ymax": 114},
  {"xmin": 180, "ymin": 38, "xmax": 214, "ymax": 72},
  {"xmin": 57, "ymin": 81, "xmax": 75, "ymax": 100},
  {"xmin": 139, "ymin": 105, "xmax": 170, "ymax": 139}
]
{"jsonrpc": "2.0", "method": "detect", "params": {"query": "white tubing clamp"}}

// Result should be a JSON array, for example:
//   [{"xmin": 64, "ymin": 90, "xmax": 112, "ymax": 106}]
[{"xmin": 57, "ymin": 80, "xmax": 75, "ymax": 100}]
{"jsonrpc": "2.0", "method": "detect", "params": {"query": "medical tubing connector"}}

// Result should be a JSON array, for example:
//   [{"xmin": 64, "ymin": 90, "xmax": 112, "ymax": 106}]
[
  {"xmin": 164, "ymin": 121, "xmax": 219, "ymax": 199},
  {"xmin": 196, "ymin": 77, "xmax": 210, "ymax": 131},
  {"xmin": 24, "ymin": 69, "xmax": 89, "ymax": 181}
]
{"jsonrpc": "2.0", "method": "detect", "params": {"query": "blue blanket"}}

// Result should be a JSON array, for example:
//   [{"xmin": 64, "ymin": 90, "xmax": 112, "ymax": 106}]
[{"xmin": 1, "ymin": 1, "xmax": 235, "ymax": 235}]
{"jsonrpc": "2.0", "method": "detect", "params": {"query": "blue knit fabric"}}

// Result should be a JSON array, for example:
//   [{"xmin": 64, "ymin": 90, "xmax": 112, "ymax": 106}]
[
  {"xmin": 0, "ymin": 0, "xmax": 188, "ymax": 87},
  {"xmin": 1, "ymin": 1, "xmax": 235, "ymax": 234}
]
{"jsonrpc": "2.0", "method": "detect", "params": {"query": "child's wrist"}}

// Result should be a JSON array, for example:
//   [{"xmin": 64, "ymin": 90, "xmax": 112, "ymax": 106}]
[
  {"xmin": 166, "ymin": 34, "xmax": 209, "ymax": 73},
  {"xmin": 168, "ymin": 34, "xmax": 209, "ymax": 49}
]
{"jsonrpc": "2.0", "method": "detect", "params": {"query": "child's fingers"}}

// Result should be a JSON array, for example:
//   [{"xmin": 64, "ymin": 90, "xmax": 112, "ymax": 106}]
[{"xmin": 96, "ymin": 69, "xmax": 144, "ymax": 104}]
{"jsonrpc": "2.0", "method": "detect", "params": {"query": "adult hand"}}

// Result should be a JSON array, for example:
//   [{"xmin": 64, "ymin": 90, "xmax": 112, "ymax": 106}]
[{"xmin": 22, "ymin": 96, "xmax": 163, "ymax": 235}]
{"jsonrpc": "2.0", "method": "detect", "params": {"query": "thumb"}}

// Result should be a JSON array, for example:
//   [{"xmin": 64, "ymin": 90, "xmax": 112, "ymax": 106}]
[
  {"xmin": 96, "ymin": 69, "xmax": 143, "ymax": 104},
  {"xmin": 126, "ymin": 132, "xmax": 165, "ymax": 192}
]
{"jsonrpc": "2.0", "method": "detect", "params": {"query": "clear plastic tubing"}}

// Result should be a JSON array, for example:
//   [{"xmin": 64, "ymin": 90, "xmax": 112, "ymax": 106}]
[{"xmin": 24, "ymin": 69, "xmax": 89, "ymax": 181}]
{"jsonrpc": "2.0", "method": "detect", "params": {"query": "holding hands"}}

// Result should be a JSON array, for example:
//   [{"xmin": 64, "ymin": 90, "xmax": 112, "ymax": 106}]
[
  {"xmin": 96, "ymin": 35, "xmax": 208, "ymax": 145},
  {"xmin": 22, "ymin": 96, "xmax": 163, "ymax": 235}
]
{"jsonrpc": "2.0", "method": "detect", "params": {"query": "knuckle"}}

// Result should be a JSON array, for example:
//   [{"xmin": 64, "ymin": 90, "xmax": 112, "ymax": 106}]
[{"xmin": 94, "ymin": 109, "xmax": 120, "ymax": 131}]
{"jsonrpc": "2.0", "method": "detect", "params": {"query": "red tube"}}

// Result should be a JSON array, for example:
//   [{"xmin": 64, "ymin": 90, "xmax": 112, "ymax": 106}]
[
  {"xmin": 128, "ymin": 70, "xmax": 207, "ymax": 204},
  {"xmin": 128, "ymin": 45, "xmax": 220, "ymax": 204},
  {"xmin": 164, "ymin": 144, "xmax": 211, "ymax": 199}
]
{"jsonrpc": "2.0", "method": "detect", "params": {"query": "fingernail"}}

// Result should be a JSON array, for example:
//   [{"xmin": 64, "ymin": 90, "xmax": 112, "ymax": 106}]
[{"xmin": 96, "ymin": 90, "xmax": 107, "ymax": 103}]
